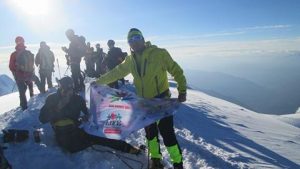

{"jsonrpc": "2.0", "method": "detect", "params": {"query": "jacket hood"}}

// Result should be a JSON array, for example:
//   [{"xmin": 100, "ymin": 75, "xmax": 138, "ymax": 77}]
[
  {"xmin": 131, "ymin": 41, "xmax": 157, "ymax": 55},
  {"xmin": 145, "ymin": 41, "xmax": 157, "ymax": 48},
  {"xmin": 39, "ymin": 45, "xmax": 50, "ymax": 52}
]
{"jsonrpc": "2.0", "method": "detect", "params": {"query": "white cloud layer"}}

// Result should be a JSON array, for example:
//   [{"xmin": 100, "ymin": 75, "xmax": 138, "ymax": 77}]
[
  {"xmin": 165, "ymin": 37, "xmax": 300, "ymax": 58},
  {"xmin": 237, "ymin": 24, "xmax": 291, "ymax": 31},
  {"xmin": 1, "ymin": 24, "xmax": 299, "ymax": 63}
]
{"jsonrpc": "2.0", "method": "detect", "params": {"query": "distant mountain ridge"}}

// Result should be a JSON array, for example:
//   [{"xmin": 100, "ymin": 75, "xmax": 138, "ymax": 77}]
[
  {"xmin": 0, "ymin": 74, "xmax": 16, "ymax": 96},
  {"xmin": 185, "ymin": 70, "xmax": 294, "ymax": 114},
  {"xmin": 181, "ymin": 53, "xmax": 300, "ymax": 115}
]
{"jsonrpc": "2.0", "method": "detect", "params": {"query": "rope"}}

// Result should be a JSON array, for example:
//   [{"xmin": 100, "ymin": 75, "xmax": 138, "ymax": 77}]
[{"xmin": 91, "ymin": 145, "xmax": 144, "ymax": 169}]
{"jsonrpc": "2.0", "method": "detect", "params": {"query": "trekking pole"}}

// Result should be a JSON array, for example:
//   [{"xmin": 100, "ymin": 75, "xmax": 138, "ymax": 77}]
[
  {"xmin": 56, "ymin": 58, "xmax": 61, "ymax": 78},
  {"xmin": 64, "ymin": 65, "xmax": 70, "ymax": 76}
]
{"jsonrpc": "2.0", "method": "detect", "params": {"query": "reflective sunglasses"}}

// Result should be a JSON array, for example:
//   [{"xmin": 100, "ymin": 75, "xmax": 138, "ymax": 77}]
[{"xmin": 128, "ymin": 35, "xmax": 143, "ymax": 44}]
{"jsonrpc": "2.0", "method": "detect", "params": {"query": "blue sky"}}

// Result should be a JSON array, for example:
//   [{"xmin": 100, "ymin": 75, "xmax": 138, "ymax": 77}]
[
  {"xmin": 1, "ymin": 0, "xmax": 300, "ymax": 73},
  {"xmin": 1, "ymin": 0, "xmax": 300, "ymax": 115},
  {"xmin": 1, "ymin": 0, "xmax": 300, "ymax": 46}
]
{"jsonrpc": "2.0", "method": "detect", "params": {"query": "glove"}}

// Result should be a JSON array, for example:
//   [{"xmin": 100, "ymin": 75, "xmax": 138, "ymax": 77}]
[
  {"xmin": 80, "ymin": 114, "xmax": 90, "ymax": 123},
  {"xmin": 178, "ymin": 92, "xmax": 186, "ymax": 102},
  {"xmin": 90, "ymin": 81, "xmax": 98, "ymax": 86},
  {"xmin": 61, "ymin": 46, "xmax": 68, "ymax": 53}
]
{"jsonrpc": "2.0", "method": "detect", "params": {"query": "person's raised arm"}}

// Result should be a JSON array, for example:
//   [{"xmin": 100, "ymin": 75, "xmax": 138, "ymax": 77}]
[
  {"xmin": 96, "ymin": 56, "xmax": 131, "ymax": 85},
  {"xmin": 162, "ymin": 49, "xmax": 187, "ymax": 102}
]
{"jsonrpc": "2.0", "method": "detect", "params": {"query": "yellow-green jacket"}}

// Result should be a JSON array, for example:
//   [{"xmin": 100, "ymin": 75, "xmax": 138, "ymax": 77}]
[{"xmin": 96, "ymin": 42, "xmax": 186, "ymax": 98}]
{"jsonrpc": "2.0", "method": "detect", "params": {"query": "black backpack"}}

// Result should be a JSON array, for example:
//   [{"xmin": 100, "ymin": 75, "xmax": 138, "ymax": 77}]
[
  {"xmin": 0, "ymin": 129, "xmax": 28, "ymax": 169},
  {"xmin": 107, "ymin": 47, "xmax": 123, "ymax": 69},
  {"xmin": 16, "ymin": 50, "xmax": 34, "ymax": 73},
  {"xmin": 39, "ymin": 50, "xmax": 54, "ymax": 70},
  {"xmin": 2, "ymin": 129, "xmax": 29, "ymax": 143}
]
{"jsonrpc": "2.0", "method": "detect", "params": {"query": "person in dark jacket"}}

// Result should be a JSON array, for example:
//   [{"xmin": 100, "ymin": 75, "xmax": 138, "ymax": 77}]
[
  {"xmin": 62, "ymin": 29, "xmax": 86, "ymax": 92},
  {"xmin": 84, "ymin": 42, "xmax": 96, "ymax": 77},
  {"xmin": 9, "ymin": 36, "xmax": 34, "ymax": 110},
  {"xmin": 104, "ymin": 40, "xmax": 126, "ymax": 89},
  {"xmin": 94, "ymin": 43, "xmax": 106, "ymax": 77},
  {"xmin": 35, "ymin": 41, "xmax": 55, "ymax": 93},
  {"xmin": 39, "ymin": 76, "xmax": 140, "ymax": 154}
]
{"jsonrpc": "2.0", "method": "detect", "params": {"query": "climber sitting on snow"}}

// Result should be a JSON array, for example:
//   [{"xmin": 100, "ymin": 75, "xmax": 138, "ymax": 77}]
[{"xmin": 39, "ymin": 76, "xmax": 140, "ymax": 154}]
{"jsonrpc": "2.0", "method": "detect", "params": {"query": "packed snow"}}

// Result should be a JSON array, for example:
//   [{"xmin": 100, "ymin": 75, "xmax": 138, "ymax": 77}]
[
  {"xmin": 277, "ymin": 113, "xmax": 300, "ymax": 128},
  {"xmin": 0, "ymin": 81, "xmax": 299, "ymax": 169}
]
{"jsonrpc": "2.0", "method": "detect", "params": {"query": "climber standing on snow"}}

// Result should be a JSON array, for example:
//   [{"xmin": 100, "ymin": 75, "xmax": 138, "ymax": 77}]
[
  {"xmin": 9, "ymin": 36, "xmax": 35, "ymax": 110},
  {"xmin": 62, "ymin": 29, "xmax": 86, "ymax": 92},
  {"xmin": 35, "ymin": 41, "xmax": 55, "ymax": 93},
  {"xmin": 103, "ymin": 39, "xmax": 127, "ymax": 89},
  {"xmin": 95, "ymin": 28, "xmax": 187, "ymax": 169}
]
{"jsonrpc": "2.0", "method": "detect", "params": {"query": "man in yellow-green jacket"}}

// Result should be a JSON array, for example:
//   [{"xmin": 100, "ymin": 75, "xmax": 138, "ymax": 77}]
[{"xmin": 96, "ymin": 28, "xmax": 186, "ymax": 169}]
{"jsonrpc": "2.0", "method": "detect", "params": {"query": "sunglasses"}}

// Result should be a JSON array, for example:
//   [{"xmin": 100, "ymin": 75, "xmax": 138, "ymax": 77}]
[{"xmin": 128, "ymin": 35, "xmax": 143, "ymax": 44}]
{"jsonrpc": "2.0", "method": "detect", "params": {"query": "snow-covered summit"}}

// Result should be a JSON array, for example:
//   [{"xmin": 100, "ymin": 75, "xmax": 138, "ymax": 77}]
[{"xmin": 0, "ymin": 83, "xmax": 299, "ymax": 169}]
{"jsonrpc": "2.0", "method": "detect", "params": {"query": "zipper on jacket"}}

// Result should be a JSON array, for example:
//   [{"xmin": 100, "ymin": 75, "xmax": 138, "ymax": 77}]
[
  {"xmin": 155, "ymin": 76, "xmax": 160, "ymax": 95},
  {"xmin": 132, "ymin": 54, "xmax": 139, "ymax": 77},
  {"xmin": 133, "ymin": 53, "xmax": 144, "ymax": 97},
  {"xmin": 141, "ymin": 59, "xmax": 148, "ymax": 97},
  {"xmin": 143, "ymin": 59, "xmax": 147, "ymax": 77}
]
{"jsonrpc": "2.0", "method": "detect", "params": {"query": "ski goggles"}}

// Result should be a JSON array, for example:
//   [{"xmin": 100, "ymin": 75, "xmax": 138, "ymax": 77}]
[{"xmin": 128, "ymin": 34, "xmax": 143, "ymax": 44}]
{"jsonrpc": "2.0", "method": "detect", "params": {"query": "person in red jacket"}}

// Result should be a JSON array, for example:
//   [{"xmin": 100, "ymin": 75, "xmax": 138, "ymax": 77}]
[{"xmin": 9, "ymin": 36, "xmax": 35, "ymax": 110}]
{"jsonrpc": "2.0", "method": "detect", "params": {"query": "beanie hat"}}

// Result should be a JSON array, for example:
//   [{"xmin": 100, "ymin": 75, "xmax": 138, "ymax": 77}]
[
  {"xmin": 58, "ymin": 76, "xmax": 74, "ymax": 90},
  {"xmin": 127, "ymin": 28, "xmax": 143, "ymax": 41},
  {"xmin": 65, "ymin": 29, "xmax": 75, "ymax": 37},
  {"xmin": 15, "ymin": 36, "xmax": 25, "ymax": 45},
  {"xmin": 107, "ymin": 40, "xmax": 115, "ymax": 46},
  {"xmin": 40, "ymin": 41, "xmax": 46, "ymax": 45}
]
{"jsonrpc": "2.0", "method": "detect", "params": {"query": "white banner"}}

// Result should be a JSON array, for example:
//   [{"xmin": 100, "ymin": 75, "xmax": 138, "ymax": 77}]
[{"xmin": 82, "ymin": 85, "xmax": 179, "ymax": 140}]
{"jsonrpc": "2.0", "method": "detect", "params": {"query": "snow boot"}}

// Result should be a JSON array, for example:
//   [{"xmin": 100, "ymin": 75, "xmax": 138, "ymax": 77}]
[
  {"xmin": 173, "ymin": 162, "xmax": 184, "ymax": 169},
  {"xmin": 21, "ymin": 105, "xmax": 28, "ymax": 111},
  {"xmin": 149, "ymin": 158, "xmax": 164, "ymax": 169}
]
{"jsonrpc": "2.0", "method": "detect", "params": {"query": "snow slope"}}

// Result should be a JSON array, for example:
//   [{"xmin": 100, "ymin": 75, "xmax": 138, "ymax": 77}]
[
  {"xmin": 0, "ymin": 74, "xmax": 17, "ymax": 96},
  {"xmin": 277, "ymin": 113, "xmax": 300, "ymax": 128},
  {"xmin": 0, "ymin": 83, "xmax": 299, "ymax": 169}
]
